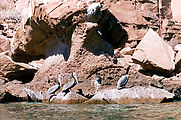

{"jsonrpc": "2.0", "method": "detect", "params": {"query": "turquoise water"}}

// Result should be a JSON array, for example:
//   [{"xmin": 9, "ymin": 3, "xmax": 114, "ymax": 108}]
[{"xmin": 1, "ymin": 102, "xmax": 181, "ymax": 120}]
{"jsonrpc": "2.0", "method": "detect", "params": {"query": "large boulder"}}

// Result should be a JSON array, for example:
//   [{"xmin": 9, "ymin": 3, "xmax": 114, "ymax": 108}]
[
  {"xmin": 132, "ymin": 28, "xmax": 175, "ymax": 73},
  {"xmin": 85, "ymin": 86, "xmax": 174, "ymax": 104}
]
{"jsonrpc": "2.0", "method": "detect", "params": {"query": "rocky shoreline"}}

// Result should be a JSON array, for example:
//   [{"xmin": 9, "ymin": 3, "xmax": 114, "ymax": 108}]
[{"xmin": 1, "ymin": 0, "xmax": 181, "ymax": 104}]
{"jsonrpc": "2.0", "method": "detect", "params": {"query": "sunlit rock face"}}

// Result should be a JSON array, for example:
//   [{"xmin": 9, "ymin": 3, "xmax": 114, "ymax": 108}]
[
  {"xmin": 132, "ymin": 28, "xmax": 175, "ymax": 73},
  {"xmin": 171, "ymin": 0, "xmax": 181, "ymax": 23}
]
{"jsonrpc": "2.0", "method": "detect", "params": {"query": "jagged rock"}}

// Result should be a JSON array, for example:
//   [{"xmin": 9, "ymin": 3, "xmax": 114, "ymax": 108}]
[
  {"xmin": 0, "ymin": 55, "xmax": 37, "ymax": 82},
  {"xmin": 12, "ymin": 0, "xmax": 88, "ymax": 63},
  {"xmin": 85, "ymin": 86, "xmax": 174, "ymax": 104},
  {"xmin": 132, "ymin": 28, "xmax": 175, "ymax": 73}
]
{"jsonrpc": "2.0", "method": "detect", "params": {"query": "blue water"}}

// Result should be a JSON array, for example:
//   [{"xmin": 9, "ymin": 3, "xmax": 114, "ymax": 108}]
[{"xmin": 1, "ymin": 102, "xmax": 181, "ymax": 120}]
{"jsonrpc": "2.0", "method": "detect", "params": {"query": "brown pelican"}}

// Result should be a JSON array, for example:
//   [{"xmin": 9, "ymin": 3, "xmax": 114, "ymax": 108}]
[
  {"xmin": 62, "ymin": 72, "xmax": 79, "ymax": 93},
  {"xmin": 46, "ymin": 75, "xmax": 62, "ymax": 96},
  {"xmin": 117, "ymin": 65, "xmax": 131, "ymax": 90},
  {"xmin": 24, "ymin": 88, "xmax": 39, "ymax": 102}
]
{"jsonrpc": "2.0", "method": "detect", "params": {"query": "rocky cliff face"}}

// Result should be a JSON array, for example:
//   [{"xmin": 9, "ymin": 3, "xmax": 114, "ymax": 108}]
[{"xmin": 0, "ymin": 0, "xmax": 181, "ymax": 103}]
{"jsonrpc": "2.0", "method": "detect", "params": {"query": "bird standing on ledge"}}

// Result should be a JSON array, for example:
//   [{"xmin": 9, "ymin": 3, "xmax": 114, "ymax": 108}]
[
  {"xmin": 62, "ymin": 72, "xmax": 79, "ymax": 94},
  {"xmin": 46, "ymin": 75, "xmax": 62, "ymax": 96},
  {"xmin": 117, "ymin": 65, "xmax": 131, "ymax": 90}
]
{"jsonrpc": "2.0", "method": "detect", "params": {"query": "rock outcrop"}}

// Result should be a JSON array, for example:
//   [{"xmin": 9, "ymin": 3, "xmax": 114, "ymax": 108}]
[
  {"xmin": 132, "ymin": 28, "xmax": 175, "ymax": 73},
  {"xmin": 1, "ymin": 0, "xmax": 181, "ymax": 104},
  {"xmin": 0, "ymin": 55, "xmax": 37, "ymax": 82},
  {"xmin": 85, "ymin": 86, "xmax": 174, "ymax": 104}
]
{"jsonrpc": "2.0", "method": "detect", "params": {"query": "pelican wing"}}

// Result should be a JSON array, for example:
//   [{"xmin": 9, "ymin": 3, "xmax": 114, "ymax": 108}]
[
  {"xmin": 117, "ymin": 74, "xmax": 128, "ymax": 88},
  {"xmin": 62, "ymin": 81, "xmax": 75, "ymax": 92},
  {"xmin": 46, "ymin": 84, "xmax": 60, "ymax": 95}
]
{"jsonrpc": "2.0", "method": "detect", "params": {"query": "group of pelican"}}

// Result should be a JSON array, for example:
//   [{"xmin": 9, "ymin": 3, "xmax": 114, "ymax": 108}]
[
  {"xmin": 24, "ymin": 65, "xmax": 131, "ymax": 102},
  {"xmin": 24, "ymin": 72, "xmax": 79, "ymax": 102}
]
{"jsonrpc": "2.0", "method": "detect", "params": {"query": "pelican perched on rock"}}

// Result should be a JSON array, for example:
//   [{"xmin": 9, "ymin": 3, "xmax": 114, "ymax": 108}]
[
  {"xmin": 24, "ymin": 88, "xmax": 39, "ymax": 102},
  {"xmin": 94, "ymin": 75, "xmax": 101, "ymax": 93},
  {"xmin": 46, "ymin": 75, "xmax": 62, "ymax": 96},
  {"xmin": 117, "ymin": 65, "xmax": 131, "ymax": 90},
  {"xmin": 62, "ymin": 72, "xmax": 79, "ymax": 94}
]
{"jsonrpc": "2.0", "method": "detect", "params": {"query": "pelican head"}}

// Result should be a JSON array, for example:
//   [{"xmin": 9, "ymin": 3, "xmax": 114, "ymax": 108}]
[
  {"xmin": 72, "ymin": 72, "xmax": 79, "ymax": 84},
  {"xmin": 95, "ymin": 76, "xmax": 101, "ymax": 84}
]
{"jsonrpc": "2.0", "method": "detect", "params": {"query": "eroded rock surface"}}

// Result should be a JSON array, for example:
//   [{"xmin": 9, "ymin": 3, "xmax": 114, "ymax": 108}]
[
  {"xmin": 1, "ymin": 0, "xmax": 181, "ymax": 104},
  {"xmin": 0, "ymin": 55, "xmax": 37, "ymax": 82}
]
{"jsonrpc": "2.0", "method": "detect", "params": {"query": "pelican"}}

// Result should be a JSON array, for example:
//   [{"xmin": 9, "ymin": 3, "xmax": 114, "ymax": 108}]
[
  {"xmin": 37, "ymin": 91, "xmax": 44, "ymax": 100},
  {"xmin": 94, "ymin": 75, "xmax": 101, "ymax": 93},
  {"xmin": 62, "ymin": 72, "xmax": 79, "ymax": 93},
  {"xmin": 46, "ymin": 75, "xmax": 62, "ymax": 96},
  {"xmin": 117, "ymin": 65, "xmax": 131, "ymax": 90},
  {"xmin": 24, "ymin": 88, "xmax": 38, "ymax": 102}
]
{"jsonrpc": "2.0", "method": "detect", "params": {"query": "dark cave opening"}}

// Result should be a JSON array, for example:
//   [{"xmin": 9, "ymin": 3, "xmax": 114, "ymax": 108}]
[{"xmin": 97, "ymin": 10, "xmax": 129, "ymax": 49}]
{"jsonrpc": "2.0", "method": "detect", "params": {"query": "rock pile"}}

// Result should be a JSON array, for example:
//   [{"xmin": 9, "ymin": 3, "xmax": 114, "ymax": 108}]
[{"xmin": 1, "ymin": 0, "xmax": 181, "ymax": 104}]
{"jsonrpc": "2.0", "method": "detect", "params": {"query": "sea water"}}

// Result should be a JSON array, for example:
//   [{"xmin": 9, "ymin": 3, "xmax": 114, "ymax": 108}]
[{"xmin": 1, "ymin": 102, "xmax": 181, "ymax": 120}]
